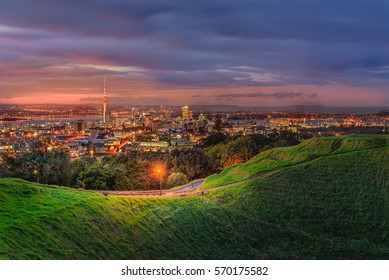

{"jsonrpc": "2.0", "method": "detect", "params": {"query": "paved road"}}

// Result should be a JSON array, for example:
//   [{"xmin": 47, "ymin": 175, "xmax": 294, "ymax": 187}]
[
  {"xmin": 94, "ymin": 167, "xmax": 285, "ymax": 198},
  {"xmin": 95, "ymin": 179, "xmax": 206, "ymax": 198},
  {"xmin": 172, "ymin": 180, "xmax": 205, "ymax": 192},
  {"xmin": 95, "ymin": 145, "xmax": 386, "ymax": 198}
]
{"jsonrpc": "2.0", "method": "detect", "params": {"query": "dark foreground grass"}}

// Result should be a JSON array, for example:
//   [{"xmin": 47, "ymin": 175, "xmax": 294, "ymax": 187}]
[{"xmin": 1, "ymin": 135, "xmax": 389, "ymax": 259}]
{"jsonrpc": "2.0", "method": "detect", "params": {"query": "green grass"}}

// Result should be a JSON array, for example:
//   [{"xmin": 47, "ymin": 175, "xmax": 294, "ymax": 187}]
[
  {"xmin": 0, "ymin": 178, "xmax": 246, "ymax": 259},
  {"xmin": 1, "ymin": 135, "xmax": 389, "ymax": 259},
  {"xmin": 200, "ymin": 135, "xmax": 389, "ymax": 189}
]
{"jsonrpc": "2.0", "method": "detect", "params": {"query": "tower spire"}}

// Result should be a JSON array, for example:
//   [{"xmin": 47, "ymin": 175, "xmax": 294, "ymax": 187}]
[
  {"xmin": 102, "ymin": 78, "xmax": 107, "ymax": 123},
  {"xmin": 103, "ymin": 77, "xmax": 106, "ymax": 95}
]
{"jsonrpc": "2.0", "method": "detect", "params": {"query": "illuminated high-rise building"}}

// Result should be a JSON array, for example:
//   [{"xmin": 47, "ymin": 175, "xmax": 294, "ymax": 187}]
[
  {"xmin": 182, "ymin": 105, "xmax": 192, "ymax": 120},
  {"xmin": 131, "ymin": 107, "xmax": 138, "ymax": 119},
  {"xmin": 72, "ymin": 119, "xmax": 86, "ymax": 133},
  {"xmin": 102, "ymin": 78, "xmax": 107, "ymax": 123}
]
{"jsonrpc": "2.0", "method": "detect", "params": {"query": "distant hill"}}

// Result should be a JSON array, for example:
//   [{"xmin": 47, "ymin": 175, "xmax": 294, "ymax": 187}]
[
  {"xmin": 1, "ymin": 135, "xmax": 389, "ymax": 259},
  {"xmin": 377, "ymin": 110, "xmax": 389, "ymax": 116}
]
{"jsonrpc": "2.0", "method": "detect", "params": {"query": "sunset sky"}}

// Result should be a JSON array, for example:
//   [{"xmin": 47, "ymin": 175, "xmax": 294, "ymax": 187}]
[{"xmin": 1, "ymin": 0, "xmax": 389, "ymax": 107}]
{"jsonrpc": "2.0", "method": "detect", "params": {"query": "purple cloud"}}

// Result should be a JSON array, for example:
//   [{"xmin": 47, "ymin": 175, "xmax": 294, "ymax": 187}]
[
  {"xmin": 215, "ymin": 92, "xmax": 304, "ymax": 100},
  {"xmin": 0, "ymin": 0, "xmax": 389, "ymax": 105}
]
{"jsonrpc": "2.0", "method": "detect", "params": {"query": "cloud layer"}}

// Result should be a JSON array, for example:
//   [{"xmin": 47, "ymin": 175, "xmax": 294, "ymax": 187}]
[{"xmin": 0, "ymin": 0, "xmax": 389, "ymax": 106}]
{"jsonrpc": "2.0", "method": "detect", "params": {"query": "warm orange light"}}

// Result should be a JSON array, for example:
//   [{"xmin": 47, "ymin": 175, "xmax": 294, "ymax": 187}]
[{"xmin": 153, "ymin": 164, "xmax": 166, "ymax": 177}]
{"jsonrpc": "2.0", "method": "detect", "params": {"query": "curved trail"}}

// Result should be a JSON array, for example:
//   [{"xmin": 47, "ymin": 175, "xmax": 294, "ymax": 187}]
[
  {"xmin": 95, "ymin": 162, "xmax": 304, "ymax": 198},
  {"xmin": 96, "ymin": 145, "xmax": 385, "ymax": 198}
]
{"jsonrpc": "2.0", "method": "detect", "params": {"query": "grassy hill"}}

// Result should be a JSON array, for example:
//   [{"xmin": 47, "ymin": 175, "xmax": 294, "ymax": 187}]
[
  {"xmin": 1, "ymin": 135, "xmax": 389, "ymax": 259},
  {"xmin": 200, "ymin": 135, "xmax": 388, "ymax": 189}
]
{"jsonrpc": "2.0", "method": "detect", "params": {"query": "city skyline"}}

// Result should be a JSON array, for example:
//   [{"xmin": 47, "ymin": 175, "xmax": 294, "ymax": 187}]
[{"xmin": 1, "ymin": 1, "xmax": 389, "ymax": 107}]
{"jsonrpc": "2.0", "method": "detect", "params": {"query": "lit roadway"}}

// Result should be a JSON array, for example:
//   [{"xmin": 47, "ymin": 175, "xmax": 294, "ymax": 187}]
[
  {"xmin": 94, "ymin": 160, "xmax": 312, "ymax": 198},
  {"xmin": 94, "ymin": 167, "xmax": 285, "ymax": 198},
  {"xmin": 94, "ymin": 144, "xmax": 385, "ymax": 198},
  {"xmin": 96, "ymin": 180, "xmax": 206, "ymax": 198}
]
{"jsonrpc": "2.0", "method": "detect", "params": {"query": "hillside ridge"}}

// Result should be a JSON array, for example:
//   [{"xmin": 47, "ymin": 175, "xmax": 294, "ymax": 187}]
[{"xmin": 1, "ymin": 135, "xmax": 389, "ymax": 259}]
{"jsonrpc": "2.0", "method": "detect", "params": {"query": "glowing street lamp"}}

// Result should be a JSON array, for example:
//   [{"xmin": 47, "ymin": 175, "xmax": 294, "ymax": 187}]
[
  {"xmin": 153, "ymin": 164, "xmax": 165, "ymax": 195},
  {"xmin": 33, "ymin": 169, "xmax": 39, "ymax": 183}
]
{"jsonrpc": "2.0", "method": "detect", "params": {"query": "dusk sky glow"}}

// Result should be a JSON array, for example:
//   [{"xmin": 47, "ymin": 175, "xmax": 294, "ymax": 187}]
[{"xmin": 1, "ymin": 0, "xmax": 389, "ymax": 107}]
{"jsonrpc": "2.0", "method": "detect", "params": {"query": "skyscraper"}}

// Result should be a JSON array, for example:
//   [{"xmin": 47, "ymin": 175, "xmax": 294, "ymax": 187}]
[
  {"xmin": 131, "ymin": 107, "xmax": 138, "ymax": 119},
  {"xmin": 102, "ymin": 78, "xmax": 107, "ymax": 123},
  {"xmin": 182, "ymin": 105, "xmax": 192, "ymax": 120}
]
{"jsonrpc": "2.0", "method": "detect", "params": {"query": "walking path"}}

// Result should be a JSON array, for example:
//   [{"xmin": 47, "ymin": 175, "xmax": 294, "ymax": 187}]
[
  {"xmin": 95, "ymin": 164, "xmax": 297, "ymax": 198},
  {"xmin": 96, "ymin": 146, "xmax": 383, "ymax": 198}
]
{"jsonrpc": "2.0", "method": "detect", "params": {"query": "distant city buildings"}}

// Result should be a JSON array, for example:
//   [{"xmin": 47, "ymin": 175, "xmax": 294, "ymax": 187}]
[
  {"xmin": 0, "ymin": 103, "xmax": 388, "ymax": 158},
  {"xmin": 72, "ymin": 120, "xmax": 86, "ymax": 133}
]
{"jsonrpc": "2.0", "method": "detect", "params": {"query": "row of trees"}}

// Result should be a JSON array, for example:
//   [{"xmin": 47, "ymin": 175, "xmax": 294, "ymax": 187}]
[
  {"xmin": 202, "ymin": 130, "xmax": 304, "ymax": 170},
  {"xmin": 0, "ymin": 131, "xmax": 308, "ymax": 190},
  {"xmin": 0, "ymin": 149, "xmax": 216, "ymax": 190}
]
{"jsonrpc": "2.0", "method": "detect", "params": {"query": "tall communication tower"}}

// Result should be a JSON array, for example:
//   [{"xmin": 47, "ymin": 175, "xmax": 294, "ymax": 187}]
[{"xmin": 102, "ymin": 78, "xmax": 107, "ymax": 123}]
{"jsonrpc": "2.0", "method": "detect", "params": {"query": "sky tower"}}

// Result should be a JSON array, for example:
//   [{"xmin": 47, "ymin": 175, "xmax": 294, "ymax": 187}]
[{"xmin": 102, "ymin": 78, "xmax": 107, "ymax": 123}]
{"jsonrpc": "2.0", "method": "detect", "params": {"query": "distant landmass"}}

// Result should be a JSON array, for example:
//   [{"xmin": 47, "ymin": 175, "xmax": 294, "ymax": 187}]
[
  {"xmin": 0, "ymin": 103, "xmax": 387, "ymax": 114},
  {"xmin": 0, "ymin": 117, "xmax": 28, "ymax": 121},
  {"xmin": 141, "ymin": 105, "xmax": 389, "ymax": 114},
  {"xmin": 188, "ymin": 105, "xmax": 389, "ymax": 114}
]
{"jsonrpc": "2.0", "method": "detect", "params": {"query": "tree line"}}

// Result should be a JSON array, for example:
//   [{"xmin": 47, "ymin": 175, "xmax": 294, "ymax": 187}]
[{"xmin": 0, "ymin": 131, "xmax": 309, "ymax": 190}]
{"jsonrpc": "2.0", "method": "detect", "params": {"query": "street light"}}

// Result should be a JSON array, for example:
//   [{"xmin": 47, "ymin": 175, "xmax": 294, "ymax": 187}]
[
  {"xmin": 33, "ymin": 169, "xmax": 39, "ymax": 183},
  {"xmin": 153, "ymin": 164, "xmax": 165, "ymax": 196}
]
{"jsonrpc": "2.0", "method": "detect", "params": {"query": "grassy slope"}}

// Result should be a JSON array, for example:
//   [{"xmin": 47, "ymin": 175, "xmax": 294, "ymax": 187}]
[
  {"xmin": 1, "ymin": 135, "xmax": 389, "ymax": 259},
  {"xmin": 0, "ymin": 179, "xmax": 246, "ymax": 259},
  {"xmin": 200, "ymin": 135, "xmax": 389, "ymax": 189}
]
